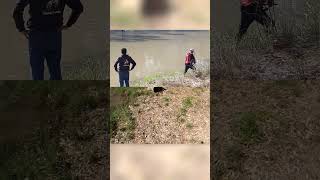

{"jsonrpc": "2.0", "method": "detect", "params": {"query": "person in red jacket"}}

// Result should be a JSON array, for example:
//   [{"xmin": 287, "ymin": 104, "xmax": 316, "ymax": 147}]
[
  {"xmin": 184, "ymin": 49, "xmax": 196, "ymax": 74},
  {"xmin": 237, "ymin": 0, "xmax": 275, "ymax": 42}
]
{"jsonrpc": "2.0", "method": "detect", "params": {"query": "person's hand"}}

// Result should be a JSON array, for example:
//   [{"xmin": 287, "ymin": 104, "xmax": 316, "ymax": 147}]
[
  {"xmin": 21, "ymin": 30, "xmax": 29, "ymax": 39},
  {"xmin": 59, "ymin": 25, "xmax": 69, "ymax": 31}
]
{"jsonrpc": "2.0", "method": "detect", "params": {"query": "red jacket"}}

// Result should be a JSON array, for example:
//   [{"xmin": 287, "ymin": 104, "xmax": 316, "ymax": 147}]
[
  {"xmin": 241, "ymin": 0, "xmax": 271, "ymax": 6},
  {"xmin": 185, "ymin": 53, "xmax": 195, "ymax": 65},
  {"xmin": 240, "ymin": 0, "xmax": 254, "ymax": 6}
]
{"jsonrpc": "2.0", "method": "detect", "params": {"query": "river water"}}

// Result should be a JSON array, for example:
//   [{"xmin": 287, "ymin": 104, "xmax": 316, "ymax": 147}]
[{"xmin": 110, "ymin": 30, "xmax": 210, "ymax": 87}]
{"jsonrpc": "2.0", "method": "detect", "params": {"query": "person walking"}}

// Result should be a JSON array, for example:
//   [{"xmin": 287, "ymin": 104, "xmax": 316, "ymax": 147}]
[
  {"xmin": 114, "ymin": 48, "xmax": 136, "ymax": 87},
  {"xmin": 184, "ymin": 49, "xmax": 196, "ymax": 74},
  {"xmin": 13, "ymin": 0, "xmax": 83, "ymax": 80},
  {"xmin": 237, "ymin": 0, "xmax": 275, "ymax": 42}
]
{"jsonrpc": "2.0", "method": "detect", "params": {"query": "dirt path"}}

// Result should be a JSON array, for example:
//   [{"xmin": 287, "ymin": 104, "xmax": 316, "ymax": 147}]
[{"xmin": 129, "ymin": 87, "xmax": 209, "ymax": 144}]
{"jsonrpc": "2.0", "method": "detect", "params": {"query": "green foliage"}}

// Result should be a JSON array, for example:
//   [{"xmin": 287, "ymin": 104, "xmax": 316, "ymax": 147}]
[
  {"xmin": 110, "ymin": 88, "xmax": 150, "ymax": 141},
  {"xmin": 110, "ymin": 106, "xmax": 135, "ymax": 140},
  {"xmin": 235, "ymin": 112, "xmax": 267, "ymax": 145},
  {"xmin": 177, "ymin": 97, "xmax": 194, "ymax": 122},
  {"xmin": 186, "ymin": 123, "xmax": 194, "ymax": 129}
]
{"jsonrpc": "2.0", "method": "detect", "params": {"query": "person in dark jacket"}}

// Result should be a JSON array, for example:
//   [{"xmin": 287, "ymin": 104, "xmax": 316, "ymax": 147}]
[
  {"xmin": 184, "ymin": 49, "xmax": 196, "ymax": 74},
  {"xmin": 114, "ymin": 48, "xmax": 136, "ymax": 87},
  {"xmin": 237, "ymin": 0, "xmax": 274, "ymax": 42},
  {"xmin": 13, "ymin": 0, "xmax": 83, "ymax": 80}
]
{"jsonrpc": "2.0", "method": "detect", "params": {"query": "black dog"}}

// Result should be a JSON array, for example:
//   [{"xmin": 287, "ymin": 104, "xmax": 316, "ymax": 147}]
[{"xmin": 153, "ymin": 87, "xmax": 166, "ymax": 93}]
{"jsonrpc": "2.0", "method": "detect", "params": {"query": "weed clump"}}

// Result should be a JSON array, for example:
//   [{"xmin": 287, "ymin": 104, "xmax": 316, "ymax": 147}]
[
  {"xmin": 234, "ymin": 112, "xmax": 266, "ymax": 145},
  {"xmin": 177, "ymin": 97, "xmax": 194, "ymax": 123}
]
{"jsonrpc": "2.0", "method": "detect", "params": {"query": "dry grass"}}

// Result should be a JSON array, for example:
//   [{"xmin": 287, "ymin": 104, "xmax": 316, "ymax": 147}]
[
  {"xmin": 133, "ymin": 61, "xmax": 210, "ymax": 88},
  {"xmin": 212, "ymin": 0, "xmax": 320, "ymax": 80},
  {"xmin": 0, "ymin": 81, "xmax": 108, "ymax": 180},
  {"xmin": 110, "ymin": 87, "xmax": 209, "ymax": 144},
  {"xmin": 211, "ymin": 81, "xmax": 320, "ymax": 179}
]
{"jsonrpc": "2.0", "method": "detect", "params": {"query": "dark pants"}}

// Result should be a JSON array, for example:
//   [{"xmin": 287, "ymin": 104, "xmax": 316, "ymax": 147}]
[
  {"xmin": 184, "ymin": 64, "xmax": 195, "ymax": 74},
  {"xmin": 119, "ymin": 71, "xmax": 129, "ymax": 87},
  {"xmin": 237, "ymin": 4, "xmax": 272, "ymax": 41},
  {"xmin": 28, "ymin": 30, "xmax": 62, "ymax": 80}
]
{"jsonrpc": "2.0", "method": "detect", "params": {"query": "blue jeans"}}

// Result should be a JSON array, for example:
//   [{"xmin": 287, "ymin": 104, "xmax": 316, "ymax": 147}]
[
  {"xmin": 119, "ymin": 71, "xmax": 129, "ymax": 87},
  {"xmin": 28, "ymin": 30, "xmax": 62, "ymax": 80}
]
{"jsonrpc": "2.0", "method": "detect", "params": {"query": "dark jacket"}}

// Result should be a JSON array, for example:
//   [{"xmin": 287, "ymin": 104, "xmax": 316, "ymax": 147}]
[
  {"xmin": 114, "ymin": 55, "xmax": 136, "ymax": 72},
  {"xmin": 13, "ymin": 0, "xmax": 83, "ymax": 32}
]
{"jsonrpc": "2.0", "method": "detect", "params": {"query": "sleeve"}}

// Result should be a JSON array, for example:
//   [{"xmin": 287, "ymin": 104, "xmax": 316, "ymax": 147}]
[
  {"xmin": 130, "ymin": 57, "xmax": 136, "ymax": 70},
  {"xmin": 185, "ymin": 54, "xmax": 188, "ymax": 64},
  {"xmin": 66, "ymin": 0, "xmax": 84, "ymax": 27},
  {"xmin": 13, "ymin": 0, "xmax": 29, "ymax": 32},
  {"xmin": 114, "ymin": 58, "xmax": 119, "ymax": 71}
]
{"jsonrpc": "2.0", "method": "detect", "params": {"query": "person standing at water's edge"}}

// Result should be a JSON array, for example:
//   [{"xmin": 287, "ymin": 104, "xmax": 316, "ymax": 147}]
[
  {"xmin": 184, "ymin": 49, "xmax": 196, "ymax": 74},
  {"xmin": 13, "ymin": 0, "xmax": 83, "ymax": 80},
  {"xmin": 114, "ymin": 48, "xmax": 136, "ymax": 87}
]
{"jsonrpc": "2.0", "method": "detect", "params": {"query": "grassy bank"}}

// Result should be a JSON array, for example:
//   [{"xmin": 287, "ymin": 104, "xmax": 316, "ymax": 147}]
[
  {"xmin": 110, "ymin": 88, "xmax": 152, "ymax": 143},
  {"xmin": 64, "ymin": 55, "xmax": 108, "ymax": 80},
  {"xmin": 212, "ymin": 0, "xmax": 320, "ymax": 80},
  {"xmin": 132, "ymin": 60, "xmax": 210, "ymax": 87},
  {"xmin": 0, "ymin": 81, "xmax": 108, "ymax": 179},
  {"xmin": 211, "ymin": 81, "xmax": 320, "ymax": 179},
  {"xmin": 110, "ymin": 87, "xmax": 210, "ymax": 144}
]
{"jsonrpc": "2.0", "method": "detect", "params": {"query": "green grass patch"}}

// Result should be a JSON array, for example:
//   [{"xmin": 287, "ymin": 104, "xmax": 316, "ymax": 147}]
[
  {"xmin": 186, "ymin": 123, "xmax": 194, "ymax": 129},
  {"xmin": 182, "ymin": 97, "xmax": 193, "ymax": 109},
  {"xmin": 235, "ymin": 112, "xmax": 267, "ymax": 145},
  {"xmin": 163, "ymin": 96, "xmax": 171, "ymax": 102},
  {"xmin": 110, "ymin": 88, "xmax": 152, "ymax": 142},
  {"xmin": 110, "ymin": 105, "xmax": 135, "ymax": 141},
  {"xmin": 0, "ymin": 125, "xmax": 65, "ymax": 179},
  {"xmin": 163, "ymin": 97, "xmax": 171, "ymax": 106},
  {"xmin": 0, "ymin": 81, "xmax": 108, "ymax": 179},
  {"xmin": 111, "ymin": 87, "xmax": 151, "ymax": 101},
  {"xmin": 177, "ymin": 97, "xmax": 194, "ymax": 122}
]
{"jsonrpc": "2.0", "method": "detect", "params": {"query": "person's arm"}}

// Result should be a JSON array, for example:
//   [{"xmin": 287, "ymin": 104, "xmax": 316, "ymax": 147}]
[
  {"xmin": 13, "ymin": 0, "xmax": 29, "ymax": 32},
  {"xmin": 65, "ymin": 0, "xmax": 84, "ymax": 28},
  {"xmin": 114, "ymin": 59, "xmax": 119, "ymax": 72},
  {"xmin": 130, "ymin": 57, "xmax": 136, "ymax": 71},
  {"xmin": 193, "ymin": 55, "xmax": 196, "ymax": 64}
]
